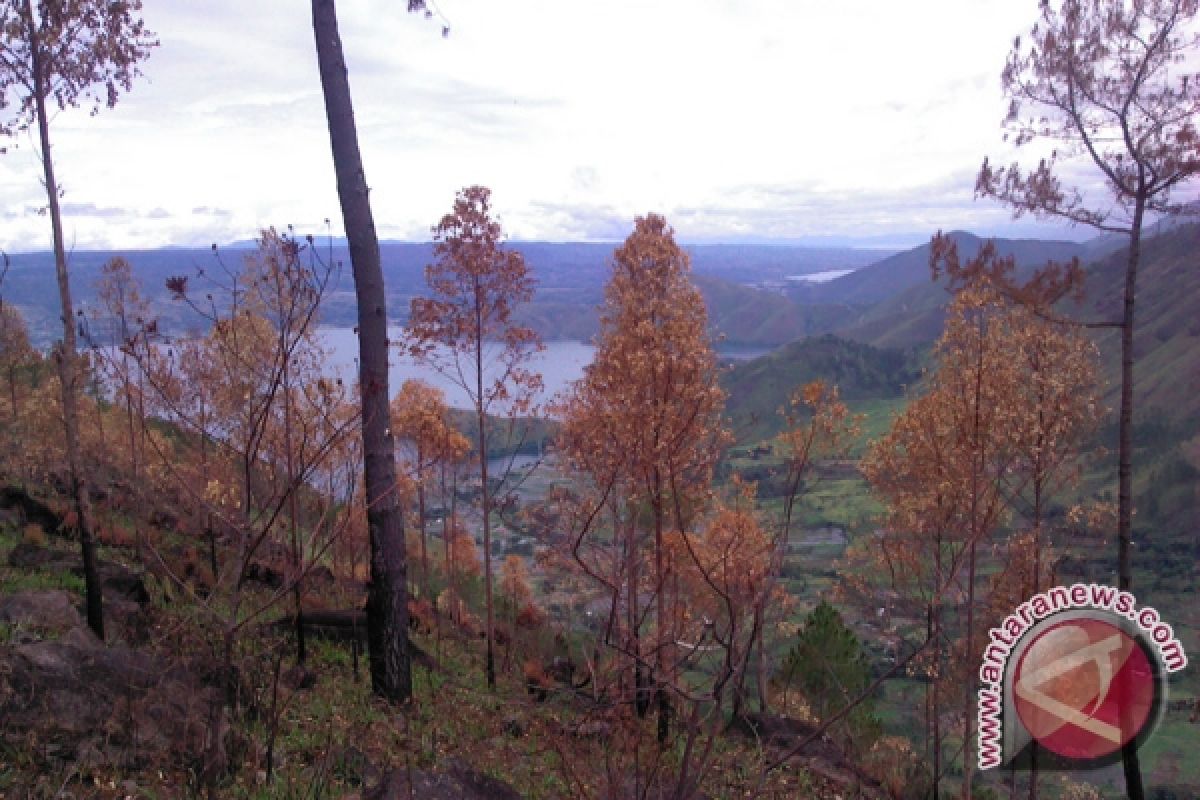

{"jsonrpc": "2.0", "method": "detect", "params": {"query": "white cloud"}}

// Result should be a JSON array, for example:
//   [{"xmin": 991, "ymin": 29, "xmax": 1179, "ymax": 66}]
[{"xmin": 0, "ymin": 0, "xmax": 1134, "ymax": 252}]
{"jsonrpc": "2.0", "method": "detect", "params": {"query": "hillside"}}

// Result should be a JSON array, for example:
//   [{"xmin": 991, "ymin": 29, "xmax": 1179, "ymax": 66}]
[
  {"xmin": 794, "ymin": 231, "xmax": 1087, "ymax": 309},
  {"xmin": 1079, "ymin": 222, "xmax": 1200, "ymax": 422},
  {"xmin": 696, "ymin": 275, "xmax": 851, "ymax": 347},
  {"xmin": 828, "ymin": 232, "xmax": 1090, "ymax": 348},
  {"xmin": 721, "ymin": 334, "xmax": 922, "ymax": 444},
  {"xmin": 825, "ymin": 223, "xmax": 1200, "ymax": 423}
]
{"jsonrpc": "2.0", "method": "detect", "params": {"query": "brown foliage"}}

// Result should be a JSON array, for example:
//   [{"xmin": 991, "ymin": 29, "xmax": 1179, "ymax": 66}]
[
  {"xmin": 405, "ymin": 185, "xmax": 543, "ymax": 689},
  {"xmin": 978, "ymin": 0, "xmax": 1200, "ymax": 229},
  {"xmin": 408, "ymin": 597, "xmax": 436, "ymax": 636},
  {"xmin": 862, "ymin": 260, "xmax": 1100, "ymax": 792},
  {"xmin": 0, "ymin": 1, "xmax": 157, "ymax": 140}
]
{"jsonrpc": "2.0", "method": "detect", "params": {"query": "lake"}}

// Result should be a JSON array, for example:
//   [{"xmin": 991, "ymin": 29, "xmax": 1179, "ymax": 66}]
[
  {"xmin": 317, "ymin": 327, "xmax": 772, "ymax": 410},
  {"xmin": 786, "ymin": 268, "xmax": 856, "ymax": 283},
  {"xmin": 318, "ymin": 327, "xmax": 593, "ymax": 411}
]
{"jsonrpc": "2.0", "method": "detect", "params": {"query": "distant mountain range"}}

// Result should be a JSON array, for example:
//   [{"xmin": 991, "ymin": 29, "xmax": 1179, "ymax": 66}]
[
  {"xmin": 825, "ymin": 232, "xmax": 1098, "ymax": 348},
  {"xmin": 718, "ymin": 222, "xmax": 1200, "ymax": 442},
  {"xmin": 5, "ymin": 226, "xmax": 1194, "ymax": 428},
  {"xmin": 0, "ymin": 239, "xmax": 889, "ymax": 348}
]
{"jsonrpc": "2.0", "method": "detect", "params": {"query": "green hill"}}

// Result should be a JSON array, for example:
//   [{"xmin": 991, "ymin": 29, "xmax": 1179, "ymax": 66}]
[
  {"xmin": 721, "ymin": 334, "xmax": 921, "ymax": 444},
  {"xmin": 1079, "ymin": 222, "xmax": 1200, "ymax": 423},
  {"xmin": 831, "ymin": 232, "xmax": 1089, "ymax": 348},
  {"xmin": 694, "ymin": 275, "xmax": 848, "ymax": 347},
  {"xmin": 827, "ymin": 223, "xmax": 1200, "ymax": 424},
  {"xmin": 800, "ymin": 231, "xmax": 1086, "ymax": 308}
]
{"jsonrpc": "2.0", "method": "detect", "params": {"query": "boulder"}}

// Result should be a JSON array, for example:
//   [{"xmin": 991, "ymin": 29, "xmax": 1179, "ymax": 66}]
[
  {"xmin": 0, "ymin": 636, "xmax": 222, "ymax": 775},
  {"xmin": 0, "ymin": 590, "xmax": 84, "ymax": 633},
  {"xmin": 6, "ymin": 546, "xmax": 152, "ymax": 642},
  {"xmin": 0, "ymin": 486, "xmax": 63, "ymax": 533}
]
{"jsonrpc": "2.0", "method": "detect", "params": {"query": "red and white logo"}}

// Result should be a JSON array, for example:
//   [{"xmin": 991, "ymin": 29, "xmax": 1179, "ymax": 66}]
[
  {"xmin": 1012, "ymin": 618, "xmax": 1155, "ymax": 760},
  {"xmin": 976, "ymin": 583, "xmax": 1187, "ymax": 771}
]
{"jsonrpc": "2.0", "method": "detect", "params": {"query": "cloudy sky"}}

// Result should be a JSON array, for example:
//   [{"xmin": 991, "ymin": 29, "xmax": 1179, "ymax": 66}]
[{"xmin": 0, "ymin": 0, "xmax": 1120, "ymax": 252}]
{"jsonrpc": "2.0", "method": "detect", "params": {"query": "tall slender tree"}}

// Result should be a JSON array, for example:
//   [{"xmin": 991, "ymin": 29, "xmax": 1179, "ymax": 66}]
[
  {"xmin": 406, "ymin": 185, "xmax": 543, "ymax": 689},
  {"xmin": 976, "ymin": 6, "xmax": 1200, "ymax": 790},
  {"xmin": 0, "ymin": 0, "xmax": 156, "ymax": 640},
  {"xmin": 558, "ymin": 213, "xmax": 727, "ymax": 743},
  {"xmin": 932, "ymin": 236, "xmax": 1103, "ymax": 800},
  {"xmin": 311, "ymin": 0, "xmax": 414, "ymax": 702}
]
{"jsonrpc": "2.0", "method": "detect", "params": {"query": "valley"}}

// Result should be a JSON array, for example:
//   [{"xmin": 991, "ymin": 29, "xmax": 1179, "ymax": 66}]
[{"xmin": 4, "ymin": 221, "xmax": 1194, "ymax": 798}]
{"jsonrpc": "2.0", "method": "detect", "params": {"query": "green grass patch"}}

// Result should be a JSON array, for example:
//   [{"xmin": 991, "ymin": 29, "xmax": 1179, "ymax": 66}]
[{"xmin": 2, "ymin": 566, "xmax": 86, "ymax": 594}]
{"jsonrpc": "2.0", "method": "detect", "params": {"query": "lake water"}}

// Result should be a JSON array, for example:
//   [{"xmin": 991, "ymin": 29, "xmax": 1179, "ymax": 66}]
[
  {"xmin": 786, "ymin": 268, "xmax": 856, "ymax": 283},
  {"xmin": 317, "ymin": 327, "xmax": 772, "ymax": 410},
  {"xmin": 317, "ymin": 327, "xmax": 594, "ymax": 411}
]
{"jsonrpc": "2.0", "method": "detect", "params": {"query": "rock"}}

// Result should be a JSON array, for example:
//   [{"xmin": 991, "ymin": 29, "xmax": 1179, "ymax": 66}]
[
  {"xmin": 7, "ymin": 545, "xmax": 151, "ymax": 609},
  {"xmin": 0, "ymin": 637, "xmax": 221, "ymax": 774},
  {"xmin": 0, "ymin": 589, "xmax": 84, "ymax": 633},
  {"xmin": 16, "ymin": 639, "xmax": 80, "ymax": 675},
  {"xmin": 442, "ymin": 758, "xmax": 524, "ymax": 800},
  {"xmin": 0, "ymin": 506, "xmax": 20, "ymax": 528},
  {"xmin": 61, "ymin": 626, "xmax": 101, "ymax": 651},
  {"xmin": 274, "ymin": 609, "xmax": 367, "ymax": 644},
  {"xmin": 103, "ymin": 597, "xmax": 150, "ymax": 645},
  {"xmin": 308, "ymin": 564, "xmax": 336, "ymax": 588},
  {"xmin": 0, "ymin": 486, "xmax": 63, "ymax": 533}
]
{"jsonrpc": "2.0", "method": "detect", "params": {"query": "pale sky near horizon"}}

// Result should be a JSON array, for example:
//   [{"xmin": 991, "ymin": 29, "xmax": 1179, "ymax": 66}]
[{"xmin": 0, "ymin": 0, "xmax": 1130, "ymax": 253}]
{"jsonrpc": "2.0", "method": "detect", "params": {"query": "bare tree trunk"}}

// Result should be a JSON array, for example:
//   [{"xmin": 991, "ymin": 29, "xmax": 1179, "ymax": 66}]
[
  {"xmin": 651, "ymin": 475, "xmax": 670, "ymax": 744},
  {"xmin": 417, "ymin": 475, "xmax": 429, "ymax": 594},
  {"xmin": 932, "ymin": 530, "xmax": 944, "ymax": 798},
  {"xmin": 284, "ymin": 346, "xmax": 307, "ymax": 666},
  {"xmin": 475, "ymin": 302, "xmax": 496, "ymax": 689},
  {"xmin": 120, "ymin": 352, "xmax": 143, "ymax": 549},
  {"xmin": 628, "ymin": 511, "xmax": 648, "ymax": 718},
  {"xmin": 1118, "ymin": 192, "xmax": 1146, "ymax": 800},
  {"xmin": 963, "ymin": 539, "xmax": 977, "ymax": 800},
  {"xmin": 311, "ymin": 0, "xmax": 411, "ymax": 703},
  {"xmin": 30, "ymin": 29, "xmax": 104, "ymax": 640},
  {"xmin": 756, "ymin": 623, "xmax": 770, "ymax": 713},
  {"xmin": 442, "ymin": 466, "xmax": 455, "ymax": 622},
  {"xmin": 201, "ymin": 397, "xmax": 218, "ymax": 578},
  {"xmin": 1029, "ymin": 469, "xmax": 1043, "ymax": 800}
]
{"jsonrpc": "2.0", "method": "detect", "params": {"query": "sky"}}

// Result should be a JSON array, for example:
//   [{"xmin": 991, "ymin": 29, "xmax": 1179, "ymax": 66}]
[{"xmin": 0, "ymin": 0, "xmax": 1131, "ymax": 252}]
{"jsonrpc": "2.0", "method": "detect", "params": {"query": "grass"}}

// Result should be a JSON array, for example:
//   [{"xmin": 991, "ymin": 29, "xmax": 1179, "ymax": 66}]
[
  {"xmin": 1137, "ymin": 711, "xmax": 1200, "ymax": 790},
  {"xmin": 0, "ymin": 520, "xmax": 88, "ymax": 596}
]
